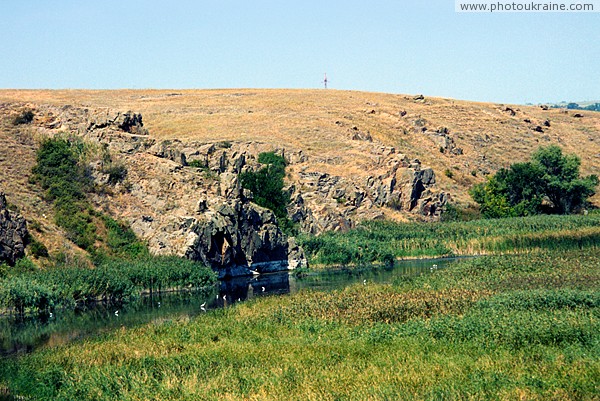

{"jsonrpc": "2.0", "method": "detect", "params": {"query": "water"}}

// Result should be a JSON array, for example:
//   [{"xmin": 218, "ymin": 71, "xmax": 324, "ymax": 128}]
[{"xmin": 0, "ymin": 258, "xmax": 458, "ymax": 357}]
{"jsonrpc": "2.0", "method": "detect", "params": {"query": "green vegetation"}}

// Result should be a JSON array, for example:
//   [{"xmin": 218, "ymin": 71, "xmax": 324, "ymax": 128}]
[
  {"xmin": 98, "ymin": 214, "xmax": 149, "ymax": 261},
  {"xmin": 12, "ymin": 110, "xmax": 34, "ymax": 125},
  {"xmin": 0, "ymin": 257, "xmax": 215, "ymax": 315},
  {"xmin": 240, "ymin": 152, "xmax": 289, "ymax": 218},
  {"xmin": 186, "ymin": 159, "xmax": 207, "ymax": 169},
  {"xmin": 564, "ymin": 102, "xmax": 600, "ymax": 112},
  {"xmin": 31, "ymin": 137, "xmax": 97, "ymax": 250},
  {"xmin": 240, "ymin": 151, "xmax": 296, "ymax": 234},
  {"xmin": 1, "ymin": 247, "xmax": 598, "ymax": 400},
  {"xmin": 28, "ymin": 236, "xmax": 49, "ymax": 259},
  {"xmin": 300, "ymin": 213, "xmax": 600, "ymax": 266},
  {"xmin": 30, "ymin": 137, "xmax": 149, "ymax": 259},
  {"xmin": 5, "ymin": 137, "xmax": 217, "ymax": 315},
  {"xmin": 470, "ymin": 145, "xmax": 598, "ymax": 217},
  {"xmin": 103, "ymin": 163, "xmax": 128, "ymax": 185}
]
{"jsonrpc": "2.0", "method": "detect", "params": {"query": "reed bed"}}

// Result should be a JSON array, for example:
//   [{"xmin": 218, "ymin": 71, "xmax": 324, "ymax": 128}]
[
  {"xmin": 300, "ymin": 214, "xmax": 600, "ymax": 266},
  {"xmin": 1, "ymin": 248, "xmax": 599, "ymax": 400}
]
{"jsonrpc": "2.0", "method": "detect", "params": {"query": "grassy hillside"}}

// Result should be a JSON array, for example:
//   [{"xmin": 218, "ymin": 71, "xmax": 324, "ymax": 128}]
[
  {"xmin": 1, "ymin": 89, "xmax": 598, "ymax": 260},
  {"xmin": 1, "ymin": 89, "xmax": 598, "ymax": 205}
]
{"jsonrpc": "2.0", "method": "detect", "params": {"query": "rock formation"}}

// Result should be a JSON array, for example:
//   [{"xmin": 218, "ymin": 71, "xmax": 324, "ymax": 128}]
[
  {"xmin": 0, "ymin": 193, "xmax": 28, "ymax": 266},
  {"xmin": 184, "ymin": 200, "xmax": 306, "ymax": 279},
  {"xmin": 13, "ymin": 103, "xmax": 448, "ymax": 276}
]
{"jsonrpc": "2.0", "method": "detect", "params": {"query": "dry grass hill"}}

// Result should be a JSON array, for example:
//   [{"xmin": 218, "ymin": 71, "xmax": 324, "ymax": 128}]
[{"xmin": 1, "ymin": 89, "xmax": 598, "ymax": 261}]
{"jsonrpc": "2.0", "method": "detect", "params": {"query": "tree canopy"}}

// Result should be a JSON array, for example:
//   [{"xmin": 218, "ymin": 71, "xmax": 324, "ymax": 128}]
[{"xmin": 470, "ymin": 145, "xmax": 598, "ymax": 217}]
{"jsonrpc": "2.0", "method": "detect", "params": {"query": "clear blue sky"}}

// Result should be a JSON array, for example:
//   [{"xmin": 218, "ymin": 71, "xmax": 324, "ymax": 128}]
[{"xmin": 1, "ymin": 0, "xmax": 598, "ymax": 104}]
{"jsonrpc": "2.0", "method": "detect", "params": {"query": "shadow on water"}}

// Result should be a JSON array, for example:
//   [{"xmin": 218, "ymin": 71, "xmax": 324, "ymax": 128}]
[{"xmin": 0, "ymin": 258, "xmax": 459, "ymax": 357}]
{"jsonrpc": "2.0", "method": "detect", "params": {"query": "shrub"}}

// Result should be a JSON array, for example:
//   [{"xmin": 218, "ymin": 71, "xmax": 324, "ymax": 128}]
[
  {"xmin": 240, "ymin": 152, "xmax": 294, "ymax": 232},
  {"xmin": 100, "ymin": 215, "xmax": 148, "ymax": 259},
  {"xmin": 31, "ymin": 138, "xmax": 90, "ymax": 202},
  {"xmin": 29, "ymin": 238, "xmax": 49, "ymax": 258},
  {"xmin": 53, "ymin": 202, "xmax": 96, "ymax": 250},
  {"xmin": 13, "ymin": 110, "xmax": 34, "ymax": 125},
  {"xmin": 187, "ymin": 159, "xmax": 208, "ymax": 169},
  {"xmin": 471, "ymin": 145, "xmax": 598, "ymax": 217},
  {"xmin": 104, "ymin": 164, "xmax": 127, "ymax": 185}
]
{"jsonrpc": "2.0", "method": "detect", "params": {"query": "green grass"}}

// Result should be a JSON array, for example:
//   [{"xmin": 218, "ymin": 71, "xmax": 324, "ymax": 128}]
[
  {"xmin": 0, "ymin": 257, "xmax": 216, "ymax": 315},
  {"xmin": 300, "ymin": 214, "xmax": 600, "ymax": 266},
  {"xmin": 1, "ymin": 248, "xmax": 599, "ymax": 400}
]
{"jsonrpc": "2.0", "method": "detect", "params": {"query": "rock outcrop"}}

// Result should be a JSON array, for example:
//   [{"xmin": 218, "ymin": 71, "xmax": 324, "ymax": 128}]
[
  {"xmin": 184, "ymin": 200, "xmax": 306, "ymax": 279},
  {"xmin": 0, "ymin": 193, "xmax": 28, "ymax": 266},
  {"xmin": 15, "ymin": 102, "xmax": 448, "ymax": 276}
]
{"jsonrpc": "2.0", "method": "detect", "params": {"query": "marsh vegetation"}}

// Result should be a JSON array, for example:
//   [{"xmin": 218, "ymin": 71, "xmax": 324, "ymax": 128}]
[{"xmin": 1, "ymin": 248, "xmax": 598, "ymax": 400}]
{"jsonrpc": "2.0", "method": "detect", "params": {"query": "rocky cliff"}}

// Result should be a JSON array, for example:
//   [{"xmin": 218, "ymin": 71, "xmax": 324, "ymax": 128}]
[
  {"xmin": 1, "ymin": 100, "xmax": 448, "ymax": 275},
  {"xmin": 0, "ymin": 193, "xmax": 28, "ymax": 266}
]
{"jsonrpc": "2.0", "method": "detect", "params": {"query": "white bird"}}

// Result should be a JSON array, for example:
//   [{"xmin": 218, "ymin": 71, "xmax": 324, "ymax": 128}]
[
  {"xmin": 49, "ymin": 312, "xmax": 53, "ymax": 318},
  {"xmin": 223, "ymin": 294, "xmax": 227, "ymax": 300},
  {"xmin": 114, "ymin": 310, "xmax": 119, "ymax": 316},
  {"xmin": 158, "ymin": 302, "xmax": 161, "ymax": 308},
  {"xmin": 261, "ymin": 286, "xmax": 266, "ymax": 292},
  {"xmin": 363, "ymin": 279, "xmax": 367, "ymax": 285},
  {"xmin": 201, "ymin": 302, "xmax": 206, "ymax": 308}
]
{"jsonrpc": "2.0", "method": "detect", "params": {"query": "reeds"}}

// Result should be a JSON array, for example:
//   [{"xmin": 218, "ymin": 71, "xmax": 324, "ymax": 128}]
[
  {"xmin": 0, "ymin": 257, "xmax": 216, "ymax": 315},
  {"xmin": 2, "ymin": 248, "xmax": 599, "ymax": 400},
  {"xmin": 301, "ymin": 214, "xmax": 600, "ymax": 266}
]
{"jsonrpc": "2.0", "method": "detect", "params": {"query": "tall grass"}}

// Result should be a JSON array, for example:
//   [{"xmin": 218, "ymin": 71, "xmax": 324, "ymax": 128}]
[
  {"xmin": 300, "ymin": 214, "xmax": 600, "ymax": 266},
  {"xmin": 1, "ymin": 248, "xmax": 599, "ymax": 400},
  {"xmin": 0, "ymin": 257, "xmax": 216, "ymax": 315}
]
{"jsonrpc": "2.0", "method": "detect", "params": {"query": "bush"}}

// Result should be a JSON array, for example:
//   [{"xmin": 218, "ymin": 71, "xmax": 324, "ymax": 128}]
[
  {"xmin": 104, "ymin": 164, "xmax": 127, "ymax": 185},
  {"xmin": 31, "ymin": 138, "xmax": 139, "ymax": 254},
  {"xmin": 470, "ymin": 145, "xmax": 598, "ymax": 217},
  {"xmin": 53, "ymin": 202, "xmax": 96, "ymax": 250},
  {"xmin": 13, "ymin": 110, "xmax": 34, "ymax": 125},
  {"xmin": 29, "ymin": 238, "xmax": 49, "ymax": 258},
  {"xmin": 100, "ymin": 215, "xmax": 148, "ymax": 259},
  {"xmin": 187, "ymin": 159, "xmax": 208, "ymax": 169},
  {"xmin": 240, "ymin": 152, "xmax": 295, "ymax": 233}
]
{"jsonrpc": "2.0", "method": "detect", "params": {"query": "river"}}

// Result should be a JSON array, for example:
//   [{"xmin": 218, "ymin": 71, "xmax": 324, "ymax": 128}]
[{"xmin": 0, "ymin": 258, "xmax": 458, "ymax": 357}]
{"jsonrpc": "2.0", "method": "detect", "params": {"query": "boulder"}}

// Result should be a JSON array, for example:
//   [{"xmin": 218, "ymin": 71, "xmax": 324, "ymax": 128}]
[{"xmin": 0, "ymin": 193, "xmax": 29, "ymax": 266}]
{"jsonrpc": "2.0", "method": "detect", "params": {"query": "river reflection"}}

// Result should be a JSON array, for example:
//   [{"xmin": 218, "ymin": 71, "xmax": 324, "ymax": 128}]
[{"xmin": 1, "ymin": 258, "xmax": 458, "ymax": 356}]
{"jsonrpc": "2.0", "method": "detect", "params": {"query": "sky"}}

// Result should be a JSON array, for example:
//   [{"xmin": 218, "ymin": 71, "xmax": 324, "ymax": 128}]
[{"xmin": 0, "ymin": 0, "xmax": 598, "ymax": 104}]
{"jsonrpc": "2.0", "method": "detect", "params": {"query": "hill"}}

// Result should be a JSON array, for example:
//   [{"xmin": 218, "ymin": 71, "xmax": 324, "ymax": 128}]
[{"xmin": 0, "ymin": 89, "xmax": 598, "ymax": 265}]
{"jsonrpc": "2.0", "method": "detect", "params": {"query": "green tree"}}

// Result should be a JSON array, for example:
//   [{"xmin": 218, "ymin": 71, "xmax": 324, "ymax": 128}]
[
  {"xmin": 532, "ymin": 146, "xmax": 598, "ymax": 214},
  {"xmin": 470, "ymin": 145, "xmax": 598, "ymax": 217},
  {"xmin": 240, "ymin": 152, "xmax": 297, "ymax": 234},
  {"xmin": 240, "ymin": 152, "xmax": 290, "ymax": 219}
]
